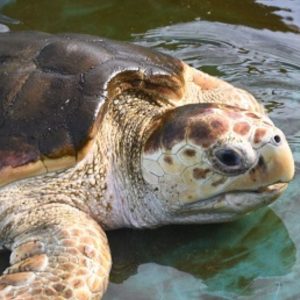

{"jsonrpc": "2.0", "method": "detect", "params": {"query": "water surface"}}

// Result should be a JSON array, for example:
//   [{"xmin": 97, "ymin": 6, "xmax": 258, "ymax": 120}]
[{"xmin": 0, "ymin": 1, "xmax": 300, "ymax": 299}]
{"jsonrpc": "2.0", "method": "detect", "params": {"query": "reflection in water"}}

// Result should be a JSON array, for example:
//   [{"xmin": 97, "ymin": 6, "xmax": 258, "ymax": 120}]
[
  {"xmin": 105, "ymin": 208, "xmax": 295, "ymax": 299},
  {"xmin": 257, "ymin": 0, "xmax": 300, "ymax": 31},
  {"xmin": 0, "ymin": 0, "xmax": 19, "ymax": 27},
  {"xmin": 136, "ymin": 21, "xmax": 300, "ymax": 111},
  {"xmin": 0, "ymin": 0, "xmax": 299, "ymax": 39}
]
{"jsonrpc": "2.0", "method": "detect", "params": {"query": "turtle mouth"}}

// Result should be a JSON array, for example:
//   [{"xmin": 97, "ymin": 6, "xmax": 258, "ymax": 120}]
[
  {"xmin": 178, "ymin": 182, "xmax": 288, "ymax": 217},
  {"xmin": 255, "ymin": 182, "xmax": 287, "ymax": 193}
]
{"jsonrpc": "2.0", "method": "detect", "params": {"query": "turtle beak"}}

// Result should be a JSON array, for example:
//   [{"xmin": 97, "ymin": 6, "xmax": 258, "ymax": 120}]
[
  {"xmin": 228, "ymin": 132, "xmax": 294, "ymax": 191},
  {"xmin": 259, "ymin": 138, "xmax": 294, "ymax": 184}
]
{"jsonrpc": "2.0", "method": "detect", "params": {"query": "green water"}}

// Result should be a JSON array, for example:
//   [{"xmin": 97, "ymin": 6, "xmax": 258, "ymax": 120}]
[{"xmin": 1, "ymin": 1, "xmax": 300, "ymax": 299}]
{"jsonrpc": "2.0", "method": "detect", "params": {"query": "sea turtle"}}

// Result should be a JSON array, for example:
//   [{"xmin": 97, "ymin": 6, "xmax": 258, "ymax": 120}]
[{"xmin": 0, "ymin": 31, "xmax": 294, "ymax": 299}]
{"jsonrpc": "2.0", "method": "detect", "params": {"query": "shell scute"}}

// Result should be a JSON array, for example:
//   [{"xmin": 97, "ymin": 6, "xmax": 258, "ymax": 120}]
[
  {"xmin": 35, "ymin": 40, "xmax": 113, "ymax": 75},
  {"xmin": 0, "ymin": 31, "xmax": 186, "ymax": 186}
]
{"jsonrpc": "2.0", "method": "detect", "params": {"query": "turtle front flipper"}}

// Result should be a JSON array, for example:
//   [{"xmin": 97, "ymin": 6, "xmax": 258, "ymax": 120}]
[{"xmin": 0, "ymin": 204, "xmax": 111, "ymax": 299}]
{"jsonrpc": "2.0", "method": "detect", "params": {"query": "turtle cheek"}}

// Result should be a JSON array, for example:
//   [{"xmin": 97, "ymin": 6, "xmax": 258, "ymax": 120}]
[
  {"xmin": 177, "ymin": 172, "xmax": 227, "ymax": 205},
  {"xmin": 141, "ymin": 144, "xmax": 214, "ymax": 207}
]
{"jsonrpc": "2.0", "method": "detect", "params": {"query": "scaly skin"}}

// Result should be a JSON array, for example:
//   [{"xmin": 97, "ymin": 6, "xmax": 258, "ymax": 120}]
[
  {"xmin": 0, "ymin": 143, "xmax": 113, "ymax": 299},
  {"xmin": 0, "ymin": 65, "xmax": 294, "ymax": 299},
  {"xmin": 0, "ymin": 205, "xmax": 111, "ymax": 300},
  {"xmin": 0, "ymin": 93, "xmax": 164, "ymax": 299}
]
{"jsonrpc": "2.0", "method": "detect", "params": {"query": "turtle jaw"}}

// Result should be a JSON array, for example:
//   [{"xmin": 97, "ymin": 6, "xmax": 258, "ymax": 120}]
[{"xmin": 174, "ymin": 182, "xmax": 287, "ymax": 223}]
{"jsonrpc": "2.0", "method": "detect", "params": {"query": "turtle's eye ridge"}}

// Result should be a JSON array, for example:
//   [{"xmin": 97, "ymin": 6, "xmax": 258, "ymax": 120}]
[{"xmin": 215, "ymin": 148, "xmax": 241, "ymax": 167}]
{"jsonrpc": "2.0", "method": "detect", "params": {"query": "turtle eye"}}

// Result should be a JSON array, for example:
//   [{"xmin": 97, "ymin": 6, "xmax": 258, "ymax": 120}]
[
  {"xmin": 213, "ymin": 148, "xmax": 247, "ymax": 175},
  {"xmin": 215, "ymin": 149, "xmax": 242, "ymax": 167}
]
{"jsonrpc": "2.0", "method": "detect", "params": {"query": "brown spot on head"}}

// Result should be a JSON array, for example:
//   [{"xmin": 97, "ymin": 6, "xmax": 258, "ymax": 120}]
[
  {"xmin": 188, "ymin": 117, "xmax": 229, "ymax": 148},
  {"xmin": 164, "ymin": 156, "xmax": 173, "ymax": 164},
  {"xmin": 233, "ymin": 122, "xmax": 251, "ymax": 136},
  {"xmin": 246, "ymin": 112, "xmax": 260, "ymax": 119},
  {"xmin": 145, "ymin": 104, "xmax": 229, "ymax": 152},
  {"xmin": 144, "ymin": 108, "xmax": 187, "ymax": 152},
  {"xmin": 210, "ymin": 117, "xmax": 229, "ymax": 135},
  {"xmin": 254, "ymin": 128, "xmax": 267, "ymax": 144},
  {"xmin": 188, "ymin": 121, "xmax": 211, "ymax": 147},
  {"xmin": 160, "ymin": 111, "xmax": 188, "ymax": 150},
  {"xmin": 193, "ymin": 168, "xmax": 210, "ymax": 180},
  {"xmin": 225, "ymin": 111, "xmax": 243, "ymax": 120},
  {"xmin": 184, "ymin": 148, "xmax": 196, "ymax": 157},
  {"xmin": 162, "ymin": 128, "xmax": 186, "ymax": 150},
  {"xmin": 211, "ymin": 119, "xmax": 224, "ymax": 129}
]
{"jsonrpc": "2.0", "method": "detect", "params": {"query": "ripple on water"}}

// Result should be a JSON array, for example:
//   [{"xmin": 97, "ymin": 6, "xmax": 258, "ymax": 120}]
[
  {"xmin": 136, "ymin": 22, "xmax": 300, "ymax": 103},
  {"xmin": 0, "ymin": 4, "xmax": 19, "ymax": 32}
]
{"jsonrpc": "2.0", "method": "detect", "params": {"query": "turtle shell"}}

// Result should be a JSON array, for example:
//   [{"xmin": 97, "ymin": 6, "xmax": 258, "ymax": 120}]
[{"xmin": 0, "ymin": 31, "xmax": 185, "ymax": 186}]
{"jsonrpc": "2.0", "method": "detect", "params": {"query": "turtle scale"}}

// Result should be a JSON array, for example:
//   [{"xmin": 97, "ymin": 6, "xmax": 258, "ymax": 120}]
[{"xmin": 0, "ymin": 31, "xmax": 184, "ymax": 186}]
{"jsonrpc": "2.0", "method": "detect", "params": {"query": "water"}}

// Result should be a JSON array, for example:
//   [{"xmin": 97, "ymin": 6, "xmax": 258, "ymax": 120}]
[{"xmin": 0, "ymin": 1, "xmax": 300, "ymax": 299}]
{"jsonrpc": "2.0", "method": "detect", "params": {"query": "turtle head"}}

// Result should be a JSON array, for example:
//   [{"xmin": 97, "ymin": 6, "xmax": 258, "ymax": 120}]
[{"xmin": 141, "ymin": 103, "xmax": 294, "ymax": 224}]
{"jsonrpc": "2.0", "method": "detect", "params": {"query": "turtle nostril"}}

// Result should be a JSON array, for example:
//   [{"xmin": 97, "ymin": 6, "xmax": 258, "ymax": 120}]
[
  {"xmin": 273, "ymin": 134, "xmax": 281, "ymax": 144},
  {"xmin": 215, "ymin": 149, "xmax": 242, "ymax": 167}
]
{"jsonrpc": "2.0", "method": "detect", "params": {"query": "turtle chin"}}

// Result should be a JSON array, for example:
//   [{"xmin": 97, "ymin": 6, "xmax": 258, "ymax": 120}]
[{"xmin": 173, "ymin": 182, "xmax": 287, "ymax": 224}]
